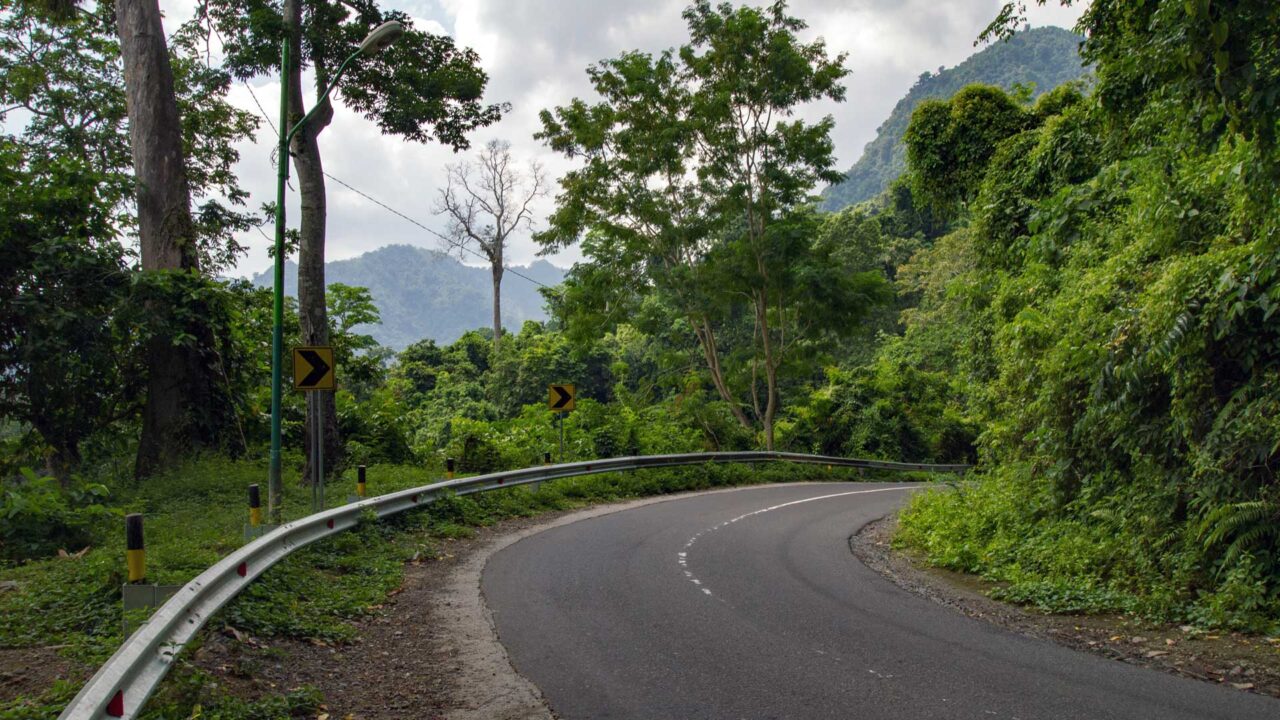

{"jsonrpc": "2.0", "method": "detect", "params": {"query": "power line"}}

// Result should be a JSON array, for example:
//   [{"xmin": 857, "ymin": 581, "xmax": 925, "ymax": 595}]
[
  {"xmin": 242, "ymin": 79, "xmax": 278, "ymax": 137},
  {"xmin": 234, "ymin": 75, "xmax": 559, "ymax": 294},
  {"xmin": 320, "ymin": 171, "xmax": 559, "ymax": 292}
]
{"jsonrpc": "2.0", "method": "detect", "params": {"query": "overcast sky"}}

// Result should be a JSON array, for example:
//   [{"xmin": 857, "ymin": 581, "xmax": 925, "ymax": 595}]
[{"xmin": 164, "ymin": 0, "xmax": 1087, "ymax": 279}]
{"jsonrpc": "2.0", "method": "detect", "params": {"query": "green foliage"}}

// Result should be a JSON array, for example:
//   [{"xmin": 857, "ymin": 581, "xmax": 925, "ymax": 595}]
[
  {"xmin": 892, "ymin": 6, "xmax": 1280, "ymax": 632},
  {"xmin": 904, "ymin": 84, "xmax": 1031, "ymax": 215},
  {"xmin": 206, "ymin": 0, "xmax": 503, "ymax": 151},
  {"xmin": 142, "ymin": 678, "xmax": 323, "ymax": 720},
  {"xmin": 0, "ymin": 469, "xmax": 113, "ymax": 563},
  {"xmin": 0, "ymin": 140, "xmax": 133, "ymax": 474},
  {"xmin": 821, "ymin": 26, "xmax": 1088, "ymax": 211}
]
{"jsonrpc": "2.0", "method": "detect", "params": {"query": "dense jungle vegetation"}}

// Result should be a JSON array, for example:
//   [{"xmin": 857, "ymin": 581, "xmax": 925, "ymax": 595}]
[
  {"xmin": 3, "ymin": 4, "xmax": 1280, "ymax": 714},
  {"xmin": 820, "ymin": 24, "xmax": 1087, "ymax": 212}
]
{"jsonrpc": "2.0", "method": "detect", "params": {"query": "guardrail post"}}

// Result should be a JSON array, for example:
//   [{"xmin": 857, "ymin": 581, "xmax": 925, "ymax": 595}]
[
  {"xmin": 122, "ymin": 514, "xmax": 179, "ymax": 637},
  {"xmin": 245, "ymin": 484, "xmax": 277, "ymax": 540},
  {"xmin": 125, "ymin": 514, "xmax": 144, "ymax": 584},
  {"xmin": 248, "ymin": 485, "xmax": 262, "ymax": 527},
  {"xmin": 347, "ymin": 465, "xmax": 370, "ymax": 504},
  {"xmin": 530, "ymin": 452, "xmax": 552, "ymax": 493}
]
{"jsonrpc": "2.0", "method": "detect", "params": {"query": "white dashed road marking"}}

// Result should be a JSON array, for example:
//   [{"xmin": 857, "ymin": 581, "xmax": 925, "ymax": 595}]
[{"xmin": 676, "ymin": 485, "xmax": 914, "ymax": 598}]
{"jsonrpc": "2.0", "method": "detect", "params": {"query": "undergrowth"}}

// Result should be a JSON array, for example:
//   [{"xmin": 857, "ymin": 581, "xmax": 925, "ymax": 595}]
[{"xmin": 896, "ymin": 467, "xmax": 1280, "ymax": 634}]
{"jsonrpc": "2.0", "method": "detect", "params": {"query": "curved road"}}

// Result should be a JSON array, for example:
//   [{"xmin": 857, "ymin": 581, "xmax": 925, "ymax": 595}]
[{"xmin": 482, "ymin": 482, "xmax": 1279, "ymax": 719}]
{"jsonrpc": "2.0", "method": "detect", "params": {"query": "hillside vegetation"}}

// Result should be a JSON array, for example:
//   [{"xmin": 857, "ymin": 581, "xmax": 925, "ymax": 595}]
[
  {"xmin": 820, "ymin": 26, "xmax": 1087, "ymax": 212},
  {"xmin": 887, "ymin": 2, "xmax": 1280, "ymax": 631}
]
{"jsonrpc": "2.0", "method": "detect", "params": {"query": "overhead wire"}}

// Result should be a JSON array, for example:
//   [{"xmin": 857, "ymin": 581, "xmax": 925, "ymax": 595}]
[{"xmin": 234, "ymin": 67, "xmax": 560, "ymax": 294}]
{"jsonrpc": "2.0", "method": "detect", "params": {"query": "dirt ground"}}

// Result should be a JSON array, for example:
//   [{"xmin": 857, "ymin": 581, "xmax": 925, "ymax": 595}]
[
  {"xmin": 143, "ymin": 491, "xmax": 1280, "ymax": 715},
  {"xmin": 851, "ymin": 514, "xmax": 1280, "ymax": 699},
  {"xmin": 0, "ymin": 646, "xmax": 88, "ymax": 707},
  {"xmin": 191, "ymin": 511, "xmax": 564, "ymax": 720}
]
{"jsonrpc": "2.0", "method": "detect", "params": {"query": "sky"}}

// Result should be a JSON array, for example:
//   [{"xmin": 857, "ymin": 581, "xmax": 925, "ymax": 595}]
[{"xmin": 162, "ymin": 0, "xmax": 1087, "ymax": 279}]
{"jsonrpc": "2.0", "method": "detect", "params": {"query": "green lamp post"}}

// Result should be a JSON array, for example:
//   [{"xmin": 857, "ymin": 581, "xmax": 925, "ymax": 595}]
[{"xmin": 269, "ymin": 20, "xmax": 405, "ymax": 522}]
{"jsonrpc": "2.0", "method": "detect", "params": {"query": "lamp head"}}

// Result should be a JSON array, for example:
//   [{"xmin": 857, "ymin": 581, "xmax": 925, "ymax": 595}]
[{"xmin": 358, "ymin": 20, "xmax": 405, "ymax": 56}]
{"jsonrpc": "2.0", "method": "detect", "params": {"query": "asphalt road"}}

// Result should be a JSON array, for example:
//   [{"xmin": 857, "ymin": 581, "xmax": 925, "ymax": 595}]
[{"xmin": 482, "ymin": 482, "xmax": 1280, "ymax": 719}]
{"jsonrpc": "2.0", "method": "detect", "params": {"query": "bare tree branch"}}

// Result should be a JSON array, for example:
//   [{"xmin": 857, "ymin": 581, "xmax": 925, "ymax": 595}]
[{"xmin": 433, "ymin": 139, "xmax": 548, "ymax": 352}]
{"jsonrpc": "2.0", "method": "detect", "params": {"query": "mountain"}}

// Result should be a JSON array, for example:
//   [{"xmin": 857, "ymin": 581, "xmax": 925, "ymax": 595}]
[
  {"xmin": 251, "ymin": 244, "xmax": 566, "ymax": 350},
  {"xmin": 820, "ymin": 26, "xmax": 1088, "ymax": 212}
]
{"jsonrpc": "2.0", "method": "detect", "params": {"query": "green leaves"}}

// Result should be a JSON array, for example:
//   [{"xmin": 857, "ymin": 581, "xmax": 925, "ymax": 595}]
[
  {"xmin": 904, "ymin": 85, "xmax": 1032, "ymax": 217},
  {"xmin": 207, "ymin": 0, "xmax": 503, "ymax": 150},
  {"xmin": 536, "ymin": 2, "xmax": 872, "ymax": 445}
]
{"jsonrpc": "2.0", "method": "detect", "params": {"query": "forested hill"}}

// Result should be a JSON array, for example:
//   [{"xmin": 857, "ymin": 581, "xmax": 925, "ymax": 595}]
[
  {"xmin": 820, "ymin": 26, "xmax": 1086, "ymax": 211},
  {"xmin": 250, "ymin": 244, "xmax": 565, "ymax": 349}
]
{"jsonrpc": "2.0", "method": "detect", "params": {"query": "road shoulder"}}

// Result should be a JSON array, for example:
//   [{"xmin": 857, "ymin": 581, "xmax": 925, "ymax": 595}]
[{"xmin": 192, "ymin": 482, "xmax": 829, "ymax": 718}]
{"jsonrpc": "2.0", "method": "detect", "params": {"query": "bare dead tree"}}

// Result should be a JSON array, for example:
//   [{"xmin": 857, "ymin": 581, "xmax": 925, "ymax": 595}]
[{"xmin": 435, "ymin": 139, "xmax": 546, "ymax": 353}]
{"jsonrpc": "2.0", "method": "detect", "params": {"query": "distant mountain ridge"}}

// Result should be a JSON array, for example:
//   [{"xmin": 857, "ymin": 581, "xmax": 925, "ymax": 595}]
[
  {"xmin": 251, "ymin": 244, "xmax": 566, "ymax": 350},
  {"xmin": 821, "ymin": 26, "xmax": 1088, "ymax": 212}
]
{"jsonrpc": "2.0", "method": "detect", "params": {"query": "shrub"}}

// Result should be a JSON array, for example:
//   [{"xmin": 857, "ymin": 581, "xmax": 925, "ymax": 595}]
[{"xmin": 0, "ymin": 469, "xmax": 113, "ymax": 563}]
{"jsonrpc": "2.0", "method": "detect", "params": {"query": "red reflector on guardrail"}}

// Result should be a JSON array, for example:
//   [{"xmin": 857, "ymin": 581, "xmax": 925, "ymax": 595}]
[{"xmin": 106, "ymin": 690, "xmax": 124, "ymax": 716}]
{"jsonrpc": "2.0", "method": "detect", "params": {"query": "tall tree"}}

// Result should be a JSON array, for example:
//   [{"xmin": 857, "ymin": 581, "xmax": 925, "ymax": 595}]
[
  {"xmin": 209, "ymin": 0, "xmax": 504, "ymax": 474},
  {"xmin": 435, "ymin": 139, "xmax": 546, "ymax": 354},
  {"xmin": 538, "ymin": 1, "xmax": 877, "ymax": 448},
  {"xmin": 115, "ymin": 0, "xmax": 221, "ymax": 477},
  {"xmin": 681, "ymin": 0, "xmax": 854, "ymax": 448},
  {"xmin": 0, "ymin": 0, "xmax": 258, "ymax": 476}
]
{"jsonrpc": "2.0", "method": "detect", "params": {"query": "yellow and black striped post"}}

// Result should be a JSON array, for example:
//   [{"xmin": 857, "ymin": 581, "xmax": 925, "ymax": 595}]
[
  {"xmin": 125, "ymin": 514, "xmax": 145, "ymax": 584},
  {"xmin": 248, "ymin": 484, "xmax": 262, "ymax": 527},
  {"xmin": 543, "ymin": 451, "xmax": 551, "ymax": 466},
  {"xmin": 445, "ymin": 457, "xmax": 455, "ymax": 480},
  {"xmin": 356, "ymin": 465, "xmax": 367, "ymax": 498}
]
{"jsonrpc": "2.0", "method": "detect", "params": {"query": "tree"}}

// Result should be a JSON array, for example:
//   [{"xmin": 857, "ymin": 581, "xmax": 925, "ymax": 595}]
[
  {"xmin": 903, "ymin": 84, "xmax": 1029, "ymax": 216},
  {"xmin": 2, "ymin": 0, "xmax": 258, "ymax": 477},
  {"xmin": 326, "ymin": 283, "xmax": 390, "ymax": 398},
  {"xmin": 0, "ymin": 140, "xmax": 132, "ymax": 479},
  {"xmin": 208, "ymin": 0, "xmax": 505, "ymax": 474},
  {"xmin": 113, "ymin": 0, "xmax": 227, "ymax": 477},
  {"xmin": 538, "ymin": 1, "xmax": 880, "ymax": 448},
  {"xmin": 435, "ymin": 139, "xmax": 546, "ymax": 354}
]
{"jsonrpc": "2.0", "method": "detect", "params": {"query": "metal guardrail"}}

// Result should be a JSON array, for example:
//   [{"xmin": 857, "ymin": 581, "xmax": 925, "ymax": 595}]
[{"xmin": 60, "ymin": 451, "xmax": 968, "ymax": 719}]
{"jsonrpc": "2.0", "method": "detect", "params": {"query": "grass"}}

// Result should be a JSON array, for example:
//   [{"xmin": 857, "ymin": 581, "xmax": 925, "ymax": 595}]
[
  {"xmin": 895, "ymin": 469, "xmax": 1280, "ymax": 634},
  {"xmin": 0, "ymin": 456, "xmax": 919, "ymax": 718}
]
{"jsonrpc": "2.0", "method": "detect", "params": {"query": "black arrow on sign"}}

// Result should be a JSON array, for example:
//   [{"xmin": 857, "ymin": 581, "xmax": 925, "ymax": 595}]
[
  {"xmin": 298, "ymin": 350, "xmax": 331, "ymax": 387},
  {"xmin": 551, "ymin": 385, "xmax": 573, "ymax": 409}
]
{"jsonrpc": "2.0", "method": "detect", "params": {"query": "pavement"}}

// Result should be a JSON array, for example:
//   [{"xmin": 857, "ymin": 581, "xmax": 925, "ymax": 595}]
[{"xmin": 482, "ymin": 482, "xmax": 1280, "ymax": 719}]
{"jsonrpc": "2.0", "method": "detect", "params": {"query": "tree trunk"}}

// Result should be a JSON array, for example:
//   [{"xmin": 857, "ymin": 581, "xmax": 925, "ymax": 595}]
[
  {"xmin": 755, "ymin": 290, "xmax": 778, "ymax": 451},
  {"xmin": 491, "ymin": 258, "xmax": 504, "ymax": 353},
  {"xmin": 283, "ymin": 0, "xmax": 340, "ymax": 479},
  {"xmin": 691, "ymin": 316, "xmax": 754, "ymax": 431},
  {"xmin": 117, "ymin": 0, "xmax": 226, "ymax": 478}
]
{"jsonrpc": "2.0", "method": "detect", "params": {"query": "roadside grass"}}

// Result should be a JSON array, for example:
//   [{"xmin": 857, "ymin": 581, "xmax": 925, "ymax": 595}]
[
  {"xmin": 1, "ymin": 457, "xmax": 924, "ymax": 718},
  {"xmin": 895, "ymin": 470, "xmax": 1280, "ymax": 634}
]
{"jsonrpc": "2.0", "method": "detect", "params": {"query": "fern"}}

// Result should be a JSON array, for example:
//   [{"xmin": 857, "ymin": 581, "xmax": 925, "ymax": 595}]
[{"xmin": 1198, "ymin": 500, "xmax": 1280, "ymax": 574}]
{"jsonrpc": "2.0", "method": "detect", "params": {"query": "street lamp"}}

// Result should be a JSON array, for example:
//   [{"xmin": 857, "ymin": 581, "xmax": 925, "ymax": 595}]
[{"xmin": 268, "ymin": 20, "xmax": 404, "ymax": 522}]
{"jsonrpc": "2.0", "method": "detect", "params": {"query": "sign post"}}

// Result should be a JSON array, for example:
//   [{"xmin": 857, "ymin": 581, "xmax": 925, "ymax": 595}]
[
  {"xmin": 548, "ymin": 384, "xmax": 575, "ymax": 461},
  {"xmin": 294, "ymin": 346, "xmax": 336, "ymax": 513}
]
